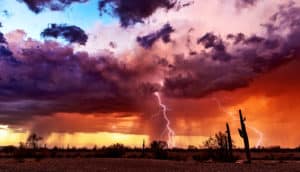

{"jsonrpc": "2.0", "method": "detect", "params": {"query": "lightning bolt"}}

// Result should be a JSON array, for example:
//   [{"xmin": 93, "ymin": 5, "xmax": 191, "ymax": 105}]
[
  {"xmin": 212, "ymin": 97, "xmax": 263, "ymax": 148},
  {"xmin": 154, "ymin": 92, "xmax": 176, "ymax": 148}
]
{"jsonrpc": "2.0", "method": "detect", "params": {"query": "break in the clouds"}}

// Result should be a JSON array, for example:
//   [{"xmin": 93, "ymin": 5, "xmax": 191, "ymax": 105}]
[
  {"xmin": 41, "ymin": 24, "xmax": 88, "ymax": 45},
  {"xmin": 137, "ymin": 23, "xmax": 175, "ymax": 49},
  {"xmin": 17, "ymin": 0, "xmax": 88, "ymax": 13}
]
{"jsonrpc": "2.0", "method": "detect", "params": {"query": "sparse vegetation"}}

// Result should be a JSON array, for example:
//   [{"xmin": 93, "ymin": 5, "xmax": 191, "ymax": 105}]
[
  {"xmin": 196, "ymin": 130, "xmax": 237, "ymax": 162},
  {"xmin": 238, "ymin": 110, "xmax": 251, "ymax": 163},
  {"xmin": 1, "ymin": 111, "xmax": 297, "ymax": 168},
  {"xmin": 103, "ymin": 143, "xmax": 127, "ymax": 158},
  {"xmin": 150, "ymin": 140, "xmax": 168, "ymax": 159},
  {"xmin": 13, "ymin": 133, "xmax": 46, "ymax": 162}
]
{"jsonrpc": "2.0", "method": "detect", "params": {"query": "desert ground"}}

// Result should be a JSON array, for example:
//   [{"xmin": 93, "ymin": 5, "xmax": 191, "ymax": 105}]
[{"xmin": 0, "ymin": 158, "xmax": 299, "ymax": 172}]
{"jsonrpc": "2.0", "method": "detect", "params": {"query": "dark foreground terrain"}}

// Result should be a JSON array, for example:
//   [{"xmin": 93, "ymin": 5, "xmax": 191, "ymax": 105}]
[{"xmin": 0, "ymin": 159, "xmax": 299, "ymax": 172}]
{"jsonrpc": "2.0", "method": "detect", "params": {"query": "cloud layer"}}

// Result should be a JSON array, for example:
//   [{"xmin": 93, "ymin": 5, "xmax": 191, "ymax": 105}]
[
  {"xmin": 17, "ymin": 0, "xmax": 88, "ymax": 13},
  {"xmin": 98, "ymin": 0, "xmax": 178, "ymax": 27},
  {"xmin": 1, "ymin": 2, "xmax": 299, "ymax": 124},
  {"xmin": 41, "ymin": 24, "xmax": 88, "ymax": 45},
  {"xmin": 163, "ymin": 3, "xmax": 300, "ymax": 98},
  {"xmin": 137, "ymin": 23, "xmax": 175, "ymax": 49}
]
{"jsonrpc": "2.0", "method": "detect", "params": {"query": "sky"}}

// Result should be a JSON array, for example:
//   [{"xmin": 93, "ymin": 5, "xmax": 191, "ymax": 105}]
[{"xmin": 0, "ymin": 0, "xmax": 299, "ymax": 148}]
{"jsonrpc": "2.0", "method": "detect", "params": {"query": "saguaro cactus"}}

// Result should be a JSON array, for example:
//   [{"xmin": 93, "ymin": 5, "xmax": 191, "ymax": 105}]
[
  {"xmin": 238, "ymin": 110, "xmax": 251, "ymax": 163},
  {"xmin": 142, "ymin": 139, "xmax": 145, "ymax": 157},
  {"xmin": 226, "ymin": 122, "xmax": 233, "ymax": 161}
]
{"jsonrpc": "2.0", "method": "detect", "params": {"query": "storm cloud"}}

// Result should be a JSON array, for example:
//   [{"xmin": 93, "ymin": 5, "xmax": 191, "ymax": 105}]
[
  {"xmin": 41, "ymin": 24, "xmax": 88, "ymax": 45},
  {"xmin": 162, "ymin": 3, "xmax": 300, "ymax": 98},
  {"xmin": 1, "ymin": 2, "xmax": 300, "ymax": 122},
  {"xmin": 0, "ymin": 35, "xmax": 165, "ymax": 124},
  {"xmin": 0, "ymin": 32, "xmax": 13, "ymax": 56},
  {"xmin": 235, "ymin": 0, "xmax": 259, "ymax": 8},
  {"xmin": 98, "ymin": 0, "xmax": 178, "ymax": 27},
  {"xmin": 0, "ymin": 32, "xmax": 6, "ymax": 43},
  {"xmin": 17, "ymin": 0, "xmax": 88, "ymax": 13},
  {"xmin": 137, "ymin": 23, "xmax": 175, "ymax": 49}
]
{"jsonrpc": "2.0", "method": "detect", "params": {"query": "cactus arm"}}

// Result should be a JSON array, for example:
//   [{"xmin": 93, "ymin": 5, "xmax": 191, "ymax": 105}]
[{"xmin": 238, "ymin": 128, "xmax": 244, "ymax": 138}]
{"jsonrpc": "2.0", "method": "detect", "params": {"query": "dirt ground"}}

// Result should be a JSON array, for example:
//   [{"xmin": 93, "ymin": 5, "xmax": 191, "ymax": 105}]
[{"xmin": 0, "ymin": 159, "xmax": 299, "ymax": 172}]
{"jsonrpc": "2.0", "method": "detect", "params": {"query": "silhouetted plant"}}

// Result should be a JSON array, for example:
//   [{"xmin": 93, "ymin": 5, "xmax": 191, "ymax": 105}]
[
  {"xmin": 203, "ymin": 136, "xmax": 218, "ymax": 149},
  {"xmin": 26, "ymin": 133, "xmax": 43, "ymax": 149},
  {"xmin": 93, "ymin": 145, "xmax": 97, "ymax": 151},
  {"xmin": 226, "ymin": 122, "xmax": 233, "ymax": 161},
  {"xmin": 14, "ymin": 142, "xmax": 26, "ymax": 163},
  {"xmin": 20, "ymin": 133, "xmax": 46, "ymax": 161},
  {"xmin": 142, "ymin": 139, "xmax": 146, "ymax": 157},
  {"xmin": 104, "ymin": 143, "xmax": 126, "ymax": 158},
  {"xmin": 150, "ymin": 140, "xmax": 168, "ymax": 159},
  {"xmin": 215, "ymin": 132, "xmax": 229, "ymax": 161},
  {"xmin": 201, "ymin": 131, "xmax": 236, "ymax": 162},
  {"xmin": 2, "ymin": 145, "xmax": 17, "ymax": 156},
  {"xmin": 238, "ymin": 109, "xmax": 251, "ymax": 163},
  {"xmin": 187, "ymin": 145, "xmax": 198, "ymax": 151}
]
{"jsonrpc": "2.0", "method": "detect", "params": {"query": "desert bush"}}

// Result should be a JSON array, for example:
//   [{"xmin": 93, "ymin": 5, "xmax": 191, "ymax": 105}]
[
  {"xmin": 34, "ymin": 151, "xmax": 47, "ymax": 162},
  {"xmin": 14, "ymin": 142, "xmax": 27, "ymax": 163},
  {"xmin": 202, "ymin": 132, "xmax": 237, "ymax": 162},
  {"xmin": 192, "ymin": 150, "xmax": 240, "ymax": 162},
  {"xmin": 26, "ymin": 133, "xmax": 43, "ymax": 149},
  {"xmin": 150, "ymin": 140, "xmax": 168, "ymax": 160},
  {"xmin": 187, "ymin": 145, "xmax": 198, "ymax": 152},
  {"xmin": 103, "ymin": 143, "xmax": 126, "ymax": 158}
]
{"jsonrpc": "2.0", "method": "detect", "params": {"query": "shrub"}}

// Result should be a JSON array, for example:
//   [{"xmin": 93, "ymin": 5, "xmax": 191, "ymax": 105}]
[
  {"xmin": 104, "ymin": 143, "xmax": 126, "ymax": 158},
  {"xmin": 150, "ymin": 140, "xmax": 168, "ymax": 159}
]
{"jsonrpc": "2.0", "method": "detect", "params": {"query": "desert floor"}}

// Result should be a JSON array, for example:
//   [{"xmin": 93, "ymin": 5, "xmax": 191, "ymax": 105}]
[
  {"xmin": 0, "ymin": 158, "xmax": 300, "ymax": 172},
  {"xmin": 0, "ymin": 158, "xmax": 299, "ymax": 172}
]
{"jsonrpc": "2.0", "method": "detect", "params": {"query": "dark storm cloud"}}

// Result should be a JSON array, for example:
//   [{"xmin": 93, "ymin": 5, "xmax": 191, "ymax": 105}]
[
  {"xmin": 197, "ymin": 32, "xmax": 224, "ymax": 50},
  {"xmin": 41, "ymin": 24, "xmax": 88, "ymax": 45},
  {"xmin": 98, "ymin": 0, "xmax": 178, "ymax": 27},
  {"xmin": 0, "ymin": 32, "xmax": 13, "ymax": 56},
  {"xmin": 137, "ymin": 23, "xmax": 175, "ymax": 49},
  {"xmin": 163, "ymin": 54, "xmax": 253, "ymax": 98},
  {"xmin": 162, "ymin": 3, "xmax": 300, "ymax": 98},
  {"xmin": 227, "ymin": 33, "xmax": 265, "ymax": 45},
  {"xmin": 197, "ymin": 32, "xmax": 231, "ymax": 61},
  {"xmin": 0, "ymin": 32, "xmax": 6, "ymax": 43},
  {"xmin": 0, "ymin": 39, "xmax": 163, "ymax": 124},
  {"xmin": 17, "ymin": 0, "xmax": 88, "ymax": 13},
  {"xmin": 227, "ymin": 33, "xmax": 245, "ymax": 44},
  {"xmin": 227, "ymin": 33, "xmax": 280, "ymax": 49},
  {"xmin": 235, "ymin": 0, "xmax": 259, "ymax": 8},
  {"xmin": 0, "ymin": 46, "xmax": 13, "ymax": 56},
  {"xmin": 239, "ymin": 0, "xmax": 258, "ymax": 5}
]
